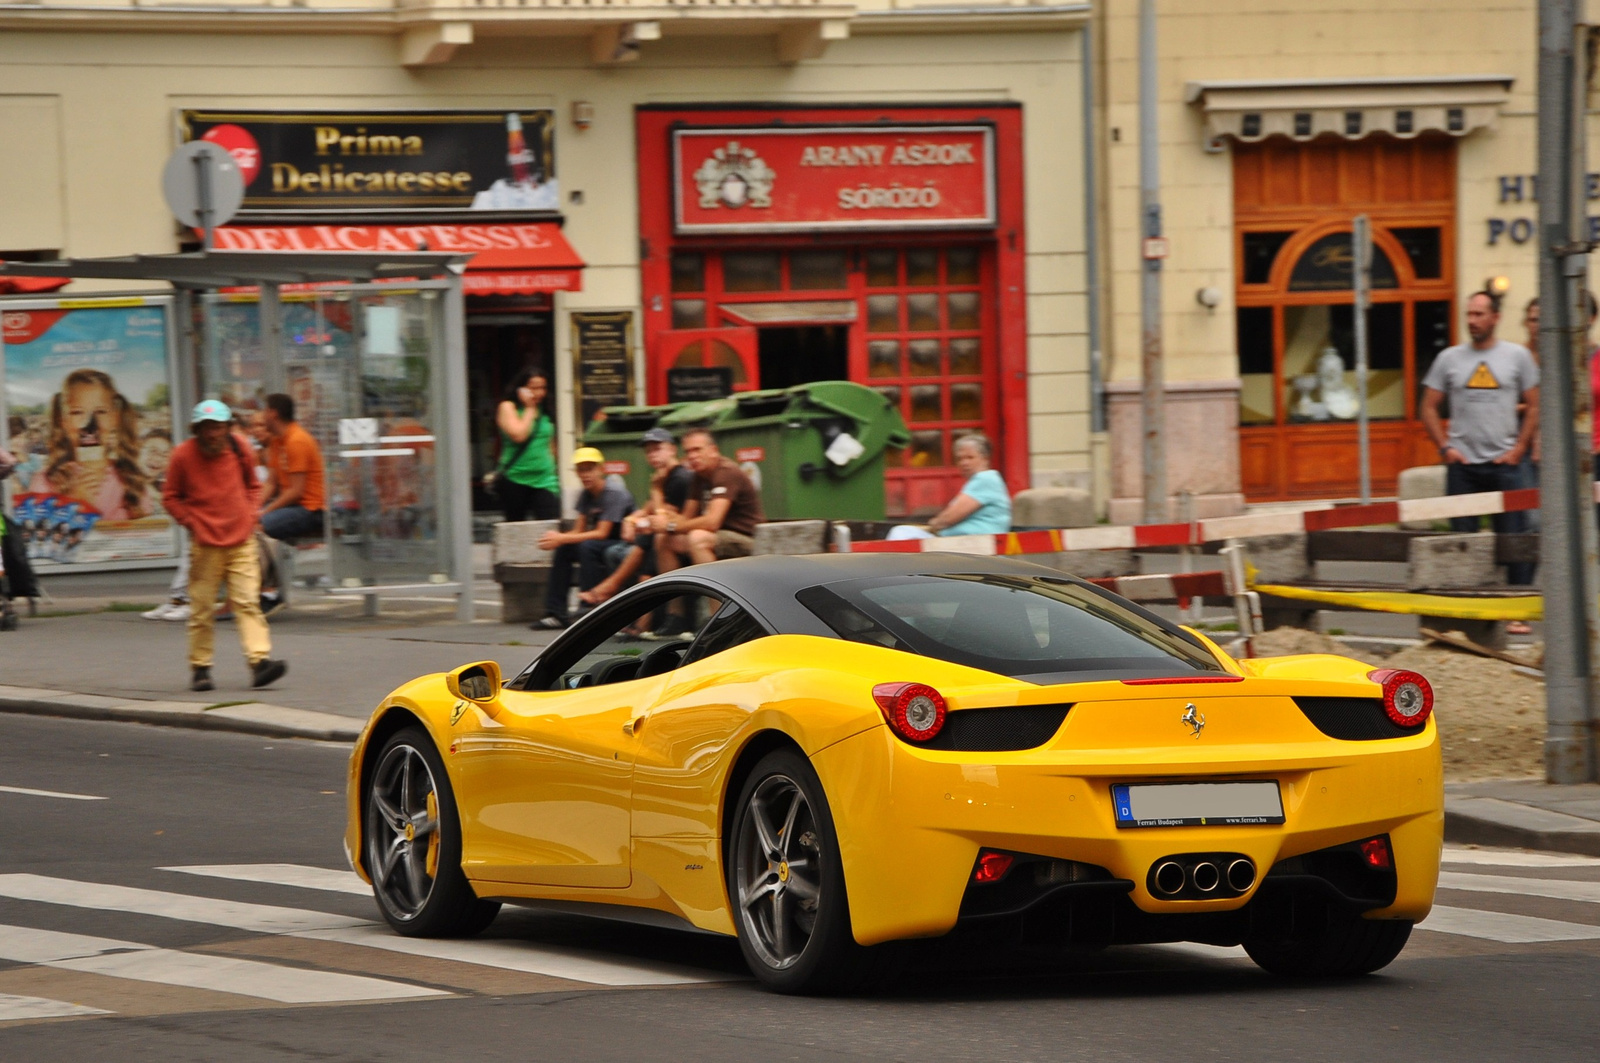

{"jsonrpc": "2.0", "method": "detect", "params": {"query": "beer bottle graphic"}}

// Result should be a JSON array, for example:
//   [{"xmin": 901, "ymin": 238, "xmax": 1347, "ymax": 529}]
[{"xmin": 505, "ymin": 113, "xmax": 535, "ymax": 187}]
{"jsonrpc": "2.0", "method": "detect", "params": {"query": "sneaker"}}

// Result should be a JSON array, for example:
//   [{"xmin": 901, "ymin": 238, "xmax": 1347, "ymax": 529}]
[
  {"xmin": 251, "ymin": 659, "xmax": 288, "ymax": 688},
  {"xmin": 531, "ymin": 615, "xmax": 566, "ymax": 630},
  {"xmin": 216, "ymin": 605, "xmax": 234, "ymax": 622},
  {"xmin": 641, "ymin": 614, "xmax": 691, "ymax": 641},
  {"xmin": 191, "ymin": 666, "xmax": 214, "ymax": 692},
  {"xmin": 143, "ymin": 600, "xmax": 188, "ymax": 621},
  {"xmin": 260, "ymin": 594, "xmax": 286, "ymax": 618}
]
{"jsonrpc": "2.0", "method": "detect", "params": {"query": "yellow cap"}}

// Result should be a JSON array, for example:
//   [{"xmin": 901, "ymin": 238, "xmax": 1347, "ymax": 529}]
[{"xmin": 572, "ymin": 446, "xmax": 605, "ymax": 467}]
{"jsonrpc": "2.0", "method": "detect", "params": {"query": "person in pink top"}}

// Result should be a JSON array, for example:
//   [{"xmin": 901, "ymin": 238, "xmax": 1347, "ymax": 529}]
[{"xmin": 27, "ymin": 368, "xmax": 153, "ymax": 520}]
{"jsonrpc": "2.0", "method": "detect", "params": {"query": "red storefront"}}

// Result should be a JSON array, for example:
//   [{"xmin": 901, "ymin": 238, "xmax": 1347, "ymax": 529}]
[{"xmin": 636, "ymin": 104, "xmax": 1028, "ymax": 517}]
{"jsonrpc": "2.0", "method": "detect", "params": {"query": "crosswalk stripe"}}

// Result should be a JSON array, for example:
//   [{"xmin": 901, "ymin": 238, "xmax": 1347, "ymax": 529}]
[
  {"xmin": 0, "ymin": 923, "xmax": 444, "ymax": 1004},
  {"xmin": 51, "ymin": 949, "xmax": 446, "ymax": 1004},
  {"xmin": 297, "ymin": 925, "xmax": 725, "ymax": 986},
  {"xmin": 0, "ymin": 785, "xmax": 106, "ymax": 802},
  {"xmin": 0, "ymin": 992, "xmax": 111, "ymax": 1021},
  {"xmin": 160, "ymin": 864, "xmax": 370, "ymax": 896},
  {"xmin": 0, "ymin": 874, "xmax": 365, "ymax": 934},
  {"xmin": 1419, "ymin": 905, "xmax": 1600, "ymax": 944},
  {"xmin": 1443, "ymin": 848, "xmax": 1600, "ymax": 869},
  {"xmin": 1439, "ymin": 871, "xmax": 1600, "ymax": 906}
]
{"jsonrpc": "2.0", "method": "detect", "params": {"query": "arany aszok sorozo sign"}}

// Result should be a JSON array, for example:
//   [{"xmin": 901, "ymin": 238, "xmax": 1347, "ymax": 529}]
[{"xmin": 672, "ymin": 125, "xmax": 996, "ymax": 234}]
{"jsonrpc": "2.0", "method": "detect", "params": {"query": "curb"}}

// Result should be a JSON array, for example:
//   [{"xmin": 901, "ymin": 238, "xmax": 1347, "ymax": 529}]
[
  {"xmin": 0, "ymin": 685, "xmax": 362, "ymax": 743},
  {"xmin": 1445, "ymin": 796, "xmax": 1600, "ymax": 857}
]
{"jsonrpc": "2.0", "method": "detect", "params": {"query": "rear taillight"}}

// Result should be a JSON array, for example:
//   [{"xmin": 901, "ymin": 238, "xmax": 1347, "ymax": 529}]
[
  {"xmin": 872, "ymin": 682, "xmax": 948, "ymax": 742},
  {"xmin": 1367, "ymin": 669, "xmax": 1433, "ymax": 728}
]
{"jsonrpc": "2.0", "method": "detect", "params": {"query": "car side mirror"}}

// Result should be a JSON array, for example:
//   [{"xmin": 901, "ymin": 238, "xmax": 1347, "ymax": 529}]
[{"xmin": 446, "ymin": 661, "xmax": 502, "ymax": 703}]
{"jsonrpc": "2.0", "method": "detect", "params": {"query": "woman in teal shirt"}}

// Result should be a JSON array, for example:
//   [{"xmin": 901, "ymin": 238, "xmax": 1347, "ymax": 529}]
[
  {"xmin": 887, "ymin": 433, "xmax": 1011, "ymax": 540},
  {"xmin": 493, "ymin": 369, "xmax": 560, "ymax": 522}
]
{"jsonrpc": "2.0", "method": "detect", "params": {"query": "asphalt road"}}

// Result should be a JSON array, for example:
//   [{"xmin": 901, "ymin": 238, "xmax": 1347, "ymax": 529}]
[{"xmin": 4, "ymin": 713, "xmax": 1600, "ymax": 1062}]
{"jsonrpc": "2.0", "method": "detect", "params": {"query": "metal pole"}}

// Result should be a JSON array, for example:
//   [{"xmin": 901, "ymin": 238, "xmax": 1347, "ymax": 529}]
[
  {"xmin": 258, "ymin": 283, "xmax": 286, "ymax": 397},
  {"xmin": 193, "ymin": 152, "xmax": 214, "ymax": 252},
  {"xmin": 1537, "ymin": 0, "xmax": 1598, "ymax": 783},
  {"xmin": 1138, "ymin": 0, "xmax": 1167, "ymax": 523},
  {"xmin": 442, "ymin": 274, "xmax": 476, "ymax": 624},
  {"xmin": 1082, "ymin": 26, "xmax": 1105, "ymax": 436},
  {"xmin": 1353, "ymin": 214, "xmax": 1372, "ymax": 503}
]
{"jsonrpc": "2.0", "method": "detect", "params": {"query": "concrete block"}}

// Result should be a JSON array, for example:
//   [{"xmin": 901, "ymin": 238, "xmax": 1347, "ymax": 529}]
[
  {"xmin": 1407, "ymin": 532, "xmax": 1503, "ymax": 590},
  {"xmin": 1011, "ymin": 487, "xmax": 1094, "ymax": 530},
  {"xmin": 492, "ymin": 520, "xmax": 560, "ymax": 566},
  {"xmin": 753, "ymin": 521, "xmax": 828, "ymax": 556},
  {"xmin": 1398, "ymin": 464, "xmax": 1448, "ymax": 529},
  {"xmin": 1033, "ymin": 549, "xmax": 1138, "ymax": 580},
  {"xmin": 1226, "ymin": 534, "xmax": 1310, "ymax": 584},
  {"xmin": 499, "ymin": 577, "xmax": 551, "ymax": 625}
]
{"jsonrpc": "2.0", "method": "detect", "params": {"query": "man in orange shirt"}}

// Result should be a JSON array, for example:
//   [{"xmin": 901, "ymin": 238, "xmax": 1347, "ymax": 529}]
[{"xmin": 259, "ymin": 393, "xmax": 327, "ymax": 541}]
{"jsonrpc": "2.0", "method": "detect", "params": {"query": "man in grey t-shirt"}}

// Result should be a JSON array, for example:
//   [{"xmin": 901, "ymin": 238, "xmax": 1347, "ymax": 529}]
[
  {"xmin": 533, "ymin": 447, "xmax": 636, "ymax": 628},
  {"xmin": 1420, "ymin": 290, "xmax": 1539, "ymax": 584}
]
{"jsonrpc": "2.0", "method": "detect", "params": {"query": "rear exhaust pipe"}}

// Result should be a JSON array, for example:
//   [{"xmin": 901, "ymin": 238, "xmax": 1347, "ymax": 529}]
[
  {"xmin": 1226, "ymin": 858, "xmax": 1256, "ymax": 892},
  {"xmin": 1152, "ymin": 861, "xmax": 1186, "ymax": 896},
  {"xmin": 1189, "ymin": 860, "xmax": 1221, "ymax": 893}
]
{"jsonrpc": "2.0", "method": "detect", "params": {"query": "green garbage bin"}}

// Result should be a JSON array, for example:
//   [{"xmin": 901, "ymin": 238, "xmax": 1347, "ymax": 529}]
[
  {"xmin": 656, "ymin": 381, "xmax": 910, "ymax": 521},
  {"xmin": 580, "ymin": 399, "xmax": 727, "ymax": 506}
]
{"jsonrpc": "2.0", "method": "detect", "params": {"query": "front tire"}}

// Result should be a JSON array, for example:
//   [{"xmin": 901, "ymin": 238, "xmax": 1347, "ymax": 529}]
[
  {"xmin": 365, "ymin": 726, "xmax": 499, "ymax": 937},
  {"xmin": 1245, "ymin": 914, "xmax": 1412, "ymax": 977},
  {"xmin": 727, "ymin": 749, "xmax": 898, "ymax": 994}
]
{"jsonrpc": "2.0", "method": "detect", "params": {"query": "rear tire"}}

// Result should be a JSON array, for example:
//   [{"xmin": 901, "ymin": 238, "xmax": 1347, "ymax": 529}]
[
  {"xmin": 727, "ymin": 749, "xmax": 900, "ymax": 994},
  {"xmin": 365, "ymin": 726, "xmax": 500, "ymax": 937},
  {"xmin": 1245, "ymin": 914, "xmax": 1412, "ymax": 977}
]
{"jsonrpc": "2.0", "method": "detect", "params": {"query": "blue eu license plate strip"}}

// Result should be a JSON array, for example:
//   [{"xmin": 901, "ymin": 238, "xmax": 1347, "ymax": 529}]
[{"xmin": 1112, "ymin": 781, "xmax": 1285, "ymax": 828}]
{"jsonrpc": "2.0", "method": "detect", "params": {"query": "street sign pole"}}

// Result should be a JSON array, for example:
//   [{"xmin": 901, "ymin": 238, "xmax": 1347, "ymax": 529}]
[
  {"xmin": 193, "ymin": 151, "xmax": 215, "ymax": 251},
  {"xmin": 1537, "ymin": 0, "xmax": 1599, "ymax": 783},
  {"xmin": 1353, "ymin": 214, "xmax": 1372, "ymax": 503},
  {"xmin": 1138, "ymin": 0, "xmax": 1167, "ymax": 524}
]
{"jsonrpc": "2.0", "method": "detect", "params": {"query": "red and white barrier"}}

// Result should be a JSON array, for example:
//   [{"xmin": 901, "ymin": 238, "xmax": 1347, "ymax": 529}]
[
  {"xmin": 1087, "ymin": 570, "xmax": 1232, "ymax": 603},
  {"xmin": 853, "ymin": 484, "xmax": 1583, "ymax": 557}
]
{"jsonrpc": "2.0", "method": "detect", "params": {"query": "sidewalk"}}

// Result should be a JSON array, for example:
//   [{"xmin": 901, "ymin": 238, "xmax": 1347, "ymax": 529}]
[
  {"xmin": 0, "ymin": 587, "xmax": 560, "ymax": 742},
  {"xmin": 1446, "ymin": 779, "xmax": 1600, "ymax": 857}
]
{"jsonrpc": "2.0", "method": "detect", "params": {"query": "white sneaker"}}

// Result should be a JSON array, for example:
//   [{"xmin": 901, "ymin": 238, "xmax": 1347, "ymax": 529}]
[{"xmin": 142, "ymin": 601, "xmax": 189, "ymax": 621}]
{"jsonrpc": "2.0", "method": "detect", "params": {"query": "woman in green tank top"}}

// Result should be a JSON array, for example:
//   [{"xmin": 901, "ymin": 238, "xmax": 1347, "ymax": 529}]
[{"xmin": 493, "ymin": 369, "xmax": 560, "ymax": 522}]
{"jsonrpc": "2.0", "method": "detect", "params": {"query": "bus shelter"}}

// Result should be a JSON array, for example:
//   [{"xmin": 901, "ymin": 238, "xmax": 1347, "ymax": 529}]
[{"xmin": 0, "ymin": 250, "xmax": 479, "ymax": 621}]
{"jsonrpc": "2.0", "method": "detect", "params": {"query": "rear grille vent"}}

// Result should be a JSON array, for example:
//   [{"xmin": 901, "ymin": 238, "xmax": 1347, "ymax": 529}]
[
  {"xmin": 921, "ymin": 704, "xmax": 1072, "ymax": 751},
  {"xmin": 1294, "ymin": 697, "xmax": 1423, "ymax": 741}
]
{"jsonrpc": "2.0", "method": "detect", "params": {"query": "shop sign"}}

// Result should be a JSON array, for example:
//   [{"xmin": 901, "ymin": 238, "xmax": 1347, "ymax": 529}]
[
  {"xmin": 672, "ymin": 125, "xmax": 995, "ymax": 234},
  {"xmin": 572, "ymin": 311, "xmax": 637, "ymax": 429},
  {"xmin": 1, "ymin": 297, "xmax": 180, "ymax": 569},
  {"xmin": 666, "ymin": 367, "xmax": 734, "ymax": 403},
  {"xmin": 179, "ymin": 110, "xmax": 558, "ymax": 214}
]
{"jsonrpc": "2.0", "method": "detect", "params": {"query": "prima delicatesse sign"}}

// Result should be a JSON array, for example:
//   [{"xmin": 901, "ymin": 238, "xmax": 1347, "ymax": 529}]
[
  {"xmin": 179, "ymin": 110, "xmax": 558, "ymax": 214},
  {"xmin": 672, "ymin": 125, "xmax": 996, "ymax": 234}
]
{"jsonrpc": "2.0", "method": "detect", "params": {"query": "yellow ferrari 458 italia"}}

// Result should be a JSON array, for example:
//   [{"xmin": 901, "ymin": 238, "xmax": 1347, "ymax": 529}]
[{"xmin": 344, "ymin": 554, "xmax": 1441, "ymax": 993}]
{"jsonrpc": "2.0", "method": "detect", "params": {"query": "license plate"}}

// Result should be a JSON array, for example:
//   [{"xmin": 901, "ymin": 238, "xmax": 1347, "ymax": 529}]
[{"xmin": 1112, "ymin": 782, "xmax": 1284, "ymax": 828}]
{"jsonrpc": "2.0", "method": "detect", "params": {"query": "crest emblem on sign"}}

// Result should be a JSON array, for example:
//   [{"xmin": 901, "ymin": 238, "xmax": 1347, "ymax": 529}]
[{"xmin": 693, "ymin": 141, "xmax": 775, "ymax": 210}]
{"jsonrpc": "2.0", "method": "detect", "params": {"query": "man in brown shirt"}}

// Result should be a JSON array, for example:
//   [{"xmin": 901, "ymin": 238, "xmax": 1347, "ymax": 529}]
[
  {"xmin": 162, "ymin": 400, "xmax": 288, "ymax": 693},
  {"xmin": 653, "ymin": 427, "xmax": 764, "ymax": 575}
]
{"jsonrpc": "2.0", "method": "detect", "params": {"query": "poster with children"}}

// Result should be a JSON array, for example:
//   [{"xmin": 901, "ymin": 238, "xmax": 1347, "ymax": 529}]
[{"xmin": 1, "ymin": 297, "xmax": 179, "ymax": 568}]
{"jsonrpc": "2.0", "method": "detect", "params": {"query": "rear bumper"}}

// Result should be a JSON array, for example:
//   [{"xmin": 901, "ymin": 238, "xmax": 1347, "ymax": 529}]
[{"xmin": 810, "ymin": 725, "xmax": 1442, "ymax": 946}]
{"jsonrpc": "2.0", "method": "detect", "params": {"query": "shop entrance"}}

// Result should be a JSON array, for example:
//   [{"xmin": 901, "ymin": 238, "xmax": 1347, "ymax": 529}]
[
  {"xmin": 467, "ymin": 303, "xmax": 553, "ymax": 511},
  {"xmin": 757, "ymin": 325, "xmax": 849, "ymax": 390}
]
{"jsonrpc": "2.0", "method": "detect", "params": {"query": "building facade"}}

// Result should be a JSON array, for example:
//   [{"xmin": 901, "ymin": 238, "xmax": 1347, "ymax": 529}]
[
  {"xmin": 0, "ymin": 2, "xmax": 1095, "ymax": 517},
  {"xmin": 1096, "ymin": 0, "xmax": 1576, "ymax": 519}
]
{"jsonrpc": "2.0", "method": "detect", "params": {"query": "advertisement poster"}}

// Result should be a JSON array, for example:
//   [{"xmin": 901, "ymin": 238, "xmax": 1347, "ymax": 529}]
[
  {"xmin": 2, "ymin": 298, "xmax": 179, "ymax": 568},
  {"xmin": 179, "ymin": 110, "xmax": 558, "ymax": 214}
]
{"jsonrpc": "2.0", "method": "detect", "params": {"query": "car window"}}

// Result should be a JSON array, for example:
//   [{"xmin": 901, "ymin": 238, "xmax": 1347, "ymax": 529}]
[
  {"xmin": 797, "ymin": 573, "xmax": 1224, "ymax": 681},
  {"xmin": 680, "ymin": 602, "xmax": 770, "ymax": 667},
  {"xmin": 532, "ymin": 590, "xmax": 725, "ymax": 691}
]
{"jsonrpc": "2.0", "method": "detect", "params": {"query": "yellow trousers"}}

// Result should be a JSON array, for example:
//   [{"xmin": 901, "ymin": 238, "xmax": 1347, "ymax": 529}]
[{"xmin": 187, "ymin": 540, "xmax": 272, "ymax": 669}]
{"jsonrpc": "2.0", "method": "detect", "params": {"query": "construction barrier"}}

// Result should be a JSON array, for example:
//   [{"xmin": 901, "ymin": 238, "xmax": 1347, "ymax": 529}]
[
  {"xmin": 852, "ymin": 482, "xmax": 1594, "ymax": 557},
  {"xmin": 1251, "ymin": 583, "xmax": 1543, "ymax": 621}
]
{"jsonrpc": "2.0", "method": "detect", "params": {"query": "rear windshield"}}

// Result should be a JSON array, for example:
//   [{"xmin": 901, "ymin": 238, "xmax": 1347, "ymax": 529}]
[{"xmin": 796, "ymin": 573, "xmax": 1225, "ymax": 683}]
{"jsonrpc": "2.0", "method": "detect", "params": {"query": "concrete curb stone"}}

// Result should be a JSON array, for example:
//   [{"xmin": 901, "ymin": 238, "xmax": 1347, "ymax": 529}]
[
  {"xmin": 0, "ymin": 684, "xmax": 362, "ymax": 743},
  {"xmin": 1446, "ymin": 795, "xmax": 1600, "ymax": 857}
]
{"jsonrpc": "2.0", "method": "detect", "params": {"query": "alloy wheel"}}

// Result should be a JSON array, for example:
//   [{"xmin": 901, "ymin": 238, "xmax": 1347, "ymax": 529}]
[
  {"xmin": 367, "ymin": 743, "xmax": 442, "ymax": 921},
  {"xmin": 734, "ymin": 773, "xmax": 824, "ymax": 970}
]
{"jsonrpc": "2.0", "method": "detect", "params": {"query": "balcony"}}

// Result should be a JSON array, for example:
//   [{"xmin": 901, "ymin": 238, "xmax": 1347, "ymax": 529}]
[{"xmin": 0, "ymin": 0, "xmax": 1090, "ymax": 65}]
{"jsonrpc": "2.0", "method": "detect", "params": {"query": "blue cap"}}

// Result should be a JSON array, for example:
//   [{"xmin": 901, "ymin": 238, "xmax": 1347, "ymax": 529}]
[{"xmin": 191, "ymin": 399, "xmax": 233, "ymax": 424}]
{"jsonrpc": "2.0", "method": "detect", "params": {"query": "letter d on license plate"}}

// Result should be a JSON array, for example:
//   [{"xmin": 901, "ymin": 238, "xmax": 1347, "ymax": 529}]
[{"xmin": 1112, "ymin": 782, "xmax": 1284, "ymax": 828}]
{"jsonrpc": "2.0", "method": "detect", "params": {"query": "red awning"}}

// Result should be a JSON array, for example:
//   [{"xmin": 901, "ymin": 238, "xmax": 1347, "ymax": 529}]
[
  {"xmin": 0, "ymin": 276, "xmax": 71, "ymax": 295},
  {"xmin": 213, "ymin": 223, "xmax": 584, "ymax": 294}
]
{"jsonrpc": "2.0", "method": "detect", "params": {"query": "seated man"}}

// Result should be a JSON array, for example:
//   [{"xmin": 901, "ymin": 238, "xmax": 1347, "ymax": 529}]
[
  {"xmin": 579, "ymin": 427, "xmax": 694, "ymax": 607},
  {"xmin": 886, "ymin": 433, "xmax": 1011, "ymax": 540},
  {"xmin": 653, "ymin": 427, "xmax": 764, "ymax": 574},
  {"xmin": 259, "ymin": 393, "xmax": 326, "ymax": 542},
  {"xmin": 532, "ymin": 447, "xmax": 635, "ymax": 630}
]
